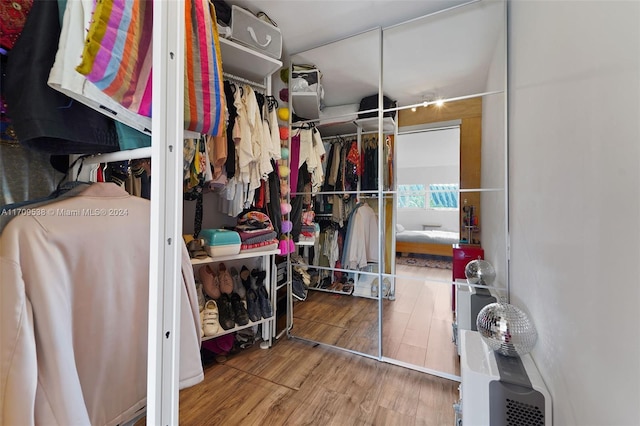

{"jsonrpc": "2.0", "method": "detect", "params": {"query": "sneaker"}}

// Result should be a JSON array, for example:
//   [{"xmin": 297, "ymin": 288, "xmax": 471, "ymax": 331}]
[
  {"xmin": 202, "ymin": 300, "xmax": 220, "ymax": 337},
  {"xmin": 217, "ymin": 294, "xmax": 236, "ymax": 330},
  {"xmin": 292, "ymin": 279, "xmax": 307, "ymax": 301},
  {"xmin": 230, "ymin": 293, "xmax": 250, "ymax": 326}
]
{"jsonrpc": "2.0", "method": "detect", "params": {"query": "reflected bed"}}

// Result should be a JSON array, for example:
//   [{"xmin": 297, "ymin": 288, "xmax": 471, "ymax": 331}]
[{"xmin": 395, "ymin": 229, "xmax": 458, "ymax": 257}]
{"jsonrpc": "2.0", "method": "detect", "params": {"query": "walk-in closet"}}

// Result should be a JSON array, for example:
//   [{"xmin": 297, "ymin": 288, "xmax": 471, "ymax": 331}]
[{"xmin": 1, "ymin": 0, "xmax": 510, "ymax": 424}]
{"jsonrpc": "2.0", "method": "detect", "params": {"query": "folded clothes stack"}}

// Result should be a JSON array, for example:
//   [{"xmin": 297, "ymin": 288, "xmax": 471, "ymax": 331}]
[{"xmin": 235, "ymin": 211, "xmax": 279, "ymax": 253}]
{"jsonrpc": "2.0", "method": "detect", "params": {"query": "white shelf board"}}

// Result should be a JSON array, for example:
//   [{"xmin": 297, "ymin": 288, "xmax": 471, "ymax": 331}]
[
  {"xmin": 219, "ymin": 37, "xmax": 282, "ymax": 83},
  {"xmin": 355, "ymin": 116, "xmax": 396, "ymax": 133},
  {"xmin": 201, "ymin": 316, "xmax": 273, "ymax": 341},
  {"xmin": 291, "ymin": 92, "xmax": 320, "ymax": 120},
  {"xmin": 317, "ymin": 120, "xmax": 359, "ymax": 137},
  {"xmin": 191, "ymin": 248, "xmax": 280, "ymax": 265},
  {"xmin": 295, "ymin": 238, "xmax": 315, "ymax": 246}
]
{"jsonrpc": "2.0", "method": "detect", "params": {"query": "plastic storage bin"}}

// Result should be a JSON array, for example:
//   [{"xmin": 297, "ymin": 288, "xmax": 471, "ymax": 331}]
[{"xmin": 200, "ymin": 229, "xmax": 241, "ymax": 257}]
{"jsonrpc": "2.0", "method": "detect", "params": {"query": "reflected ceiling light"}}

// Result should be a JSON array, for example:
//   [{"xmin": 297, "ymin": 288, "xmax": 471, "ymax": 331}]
[
  {"xmin": 420, "ymin": 93, "xmax": 435, "ymax": 108},
  {"xmin": 411, "ymin": 107, "xmax": 417, "ymax": 112},
  {"xmin": 435, "ymin": 99, "xmax": 445, "ymax": 107}
]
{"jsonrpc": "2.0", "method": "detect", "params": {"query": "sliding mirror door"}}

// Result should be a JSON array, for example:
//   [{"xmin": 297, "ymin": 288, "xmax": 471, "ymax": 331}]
[
  {"xmin": 288, "ymin": 28, "xmax": 382, "ymax": 358},
  {"xmin": 381, "ymin": 0, "xmax": 508, "ymax": 378}
]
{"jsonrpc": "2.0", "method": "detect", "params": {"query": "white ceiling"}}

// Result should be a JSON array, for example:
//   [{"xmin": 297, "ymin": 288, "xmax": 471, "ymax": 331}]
[
  {"xmin": 226, "ymin": 0, "xmax": 505, "ymax": 109},
  {"xmin": 229, "ymin": 0, "xmax": 471, "ymax": 56}
]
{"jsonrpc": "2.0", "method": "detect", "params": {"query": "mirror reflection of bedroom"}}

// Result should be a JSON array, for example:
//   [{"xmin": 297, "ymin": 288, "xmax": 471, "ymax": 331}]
[
  {"xmin": 288, "ymin": 0, "xmax": 506, "ymax": 382},
  {"xmin": 386, "ymin": 124, "xmax": 461, "ymax": 376}
]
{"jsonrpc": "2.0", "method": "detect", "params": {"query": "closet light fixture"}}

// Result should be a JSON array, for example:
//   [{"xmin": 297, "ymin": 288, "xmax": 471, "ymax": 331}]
[{"xmin": 435, "ymin": 99, "xmax": 445, "ymax": 107}]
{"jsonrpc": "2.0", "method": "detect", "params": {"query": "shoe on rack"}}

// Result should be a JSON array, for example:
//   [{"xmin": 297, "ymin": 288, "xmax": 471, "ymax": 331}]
[
  {"xmin": 230, "ymin": 293, "xmax": 250, "ymax": 326},
  {"xmin": 382, "ymin": 278, "xmax": 392, "ymax": 298},
  {"xmin": 251, "ymin": 269, "xmax": 267, "ymax": 288},
  {"xmin": 240, "ymin": 265, "xmax": 252, "ymax": 290},
  {"xmin": 245, "ymin": 287, "xmax": 262, "ymax": 322},
  {"xmin": 342, "ymin": 278, "xmax": 354, "ymax": 295},
  {"xmin": 218, "ymin": 262, "xmax": 234, "ymax": 295},
  {"xmin": 229, "ymin": 266, "xmax": 245, "ymax": 299},
  {"xmin": 202, "ymin": 300, "xmax": 220, "ymax": 337},
  {"xmin": 292, "ymin": 279, "xmax": 307, "ymax": 301},
  {"xmin": 199, "ymin": 265, "xmax": 221, "ymax": 300},
  {"xmin": 256, "ymin": 285, "xmax": 273, "ymax": 319},
  {"xmin": 216, "ymin": 293, "xmax": 236, "ymax": 330},
  {"xmin": 196, "ymin": 283, "xmax": 205, "ymax": 312}
]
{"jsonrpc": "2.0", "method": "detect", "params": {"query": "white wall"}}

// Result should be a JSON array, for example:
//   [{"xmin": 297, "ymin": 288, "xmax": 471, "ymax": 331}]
[{"xmin": 509, "ymin": 1, "xmax": 640, "ymax": 424}]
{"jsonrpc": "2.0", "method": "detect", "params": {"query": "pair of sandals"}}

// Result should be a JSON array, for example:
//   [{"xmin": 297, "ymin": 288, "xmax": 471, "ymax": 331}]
[{"xmin": 199, "ymin": 262, "xmax": 234, "ymax": 299}]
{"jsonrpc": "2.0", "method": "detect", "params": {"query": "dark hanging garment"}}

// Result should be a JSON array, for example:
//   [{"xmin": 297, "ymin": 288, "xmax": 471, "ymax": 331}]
[
  {"xmin": 266, "ymin": 159, "xmax": 282, "ymax": 235},
  {"xmin": 224, "ymin": 80, "xmax": 237, "ymax": 179},
  {"xmin": 4, "ymin": 0, "xmax": 119, "ymax": 155},
  {"xmin": 290, "ymin": 162, "xmax": 309, "ymax": 242}
]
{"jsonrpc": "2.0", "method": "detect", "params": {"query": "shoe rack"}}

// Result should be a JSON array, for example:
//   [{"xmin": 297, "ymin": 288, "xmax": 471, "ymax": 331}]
[{"xmin": 191, "ymin": 249, "xmax": 280, "ymax": 348}]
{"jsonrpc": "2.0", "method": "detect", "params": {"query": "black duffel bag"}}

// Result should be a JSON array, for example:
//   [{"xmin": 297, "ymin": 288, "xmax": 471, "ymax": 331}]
[{"xmin": 358, "ymin": 94, "xmax": 397, "ymax": 119}]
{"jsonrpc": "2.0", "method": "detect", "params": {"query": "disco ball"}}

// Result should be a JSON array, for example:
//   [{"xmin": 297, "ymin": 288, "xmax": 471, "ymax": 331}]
[
  {"xmin": 476, "ymin": 302, "xmax": 538, "ymax": 357},
  {"xmin": 465, "ymin": 259, "xmax": 496, "ymax": 286}
]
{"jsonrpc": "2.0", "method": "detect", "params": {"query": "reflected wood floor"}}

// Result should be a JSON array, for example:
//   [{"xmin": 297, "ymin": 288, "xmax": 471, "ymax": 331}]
[
  {"xmin": 137, "ymin": 337, "xmax": 458, "ymax": 425},
  {"xmin": 384, "ymin": 265, "xmax": 460, "ymax": 376},
  {"xmin": 292, "ymin": 265, "xmax": 460, "ymax": 376}
]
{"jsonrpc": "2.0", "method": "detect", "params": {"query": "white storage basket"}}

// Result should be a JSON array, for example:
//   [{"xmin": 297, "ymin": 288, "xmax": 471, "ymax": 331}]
[{"xmin": 230, "ymin": 6, "xmax": 282, "ymax": 59}]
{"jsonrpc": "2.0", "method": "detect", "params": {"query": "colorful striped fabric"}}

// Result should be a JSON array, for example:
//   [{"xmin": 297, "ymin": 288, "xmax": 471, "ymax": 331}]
[
  {"xmin": 184, "ymin": 0, "xmax": 225, "ymax": 136},
  {"xmin": 76, "ymin": 0, "xmax": 225, "ymax": 136}
]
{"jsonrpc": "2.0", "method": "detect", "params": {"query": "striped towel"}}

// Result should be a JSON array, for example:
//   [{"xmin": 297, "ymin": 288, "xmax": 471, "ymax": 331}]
[{"xmin": 76, "ymin": 0, "xmax": 225, "ymax": 136}]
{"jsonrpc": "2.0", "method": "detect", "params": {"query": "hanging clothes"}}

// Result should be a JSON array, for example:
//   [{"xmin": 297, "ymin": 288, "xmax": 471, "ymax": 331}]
[
  {"xmin": 48, "ymin": 0, "xmax": 153, "ymax": 147},
  {"xmin": 0, "ymin": 183, "xmax": 203, "ymax": 425},
  {"xmin": 342, "ymin": 202, "xmax": 379, "ymax": 269},
  {"xmin": 4, "ymin": 0, "xmax": 120, "ymax": 155}
]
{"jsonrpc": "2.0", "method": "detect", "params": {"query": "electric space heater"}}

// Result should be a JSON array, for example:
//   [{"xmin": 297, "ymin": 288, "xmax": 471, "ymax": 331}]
[{"xmin": 458, "ymin": 330, "xmax": 552, "ymax": 426}]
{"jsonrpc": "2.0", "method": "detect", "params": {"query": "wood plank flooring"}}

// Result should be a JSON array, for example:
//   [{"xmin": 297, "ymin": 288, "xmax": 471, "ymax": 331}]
[
  {"xmin": 137, "ymin": 264, "xmax": 460, "ymax": 425},
  {"xmin": 143, "ymin": 337, "xmax": 458, "ymax": 425}
]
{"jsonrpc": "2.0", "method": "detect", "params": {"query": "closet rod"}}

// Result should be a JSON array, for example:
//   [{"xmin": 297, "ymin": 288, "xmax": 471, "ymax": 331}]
[
  {"xmin": 81, "ymin": 147, "xmax": 152, "ymax": 165},
  {"xmin": 223, "ymin": 72, "xmax": 266, "ymax": 90},
  {"xmin": 322, "ymin": 133, "xmax": 358, "ymax": 140},
  {"xmin": 321, "ymin": 129, "xmax": 380, "ymax": 140}
]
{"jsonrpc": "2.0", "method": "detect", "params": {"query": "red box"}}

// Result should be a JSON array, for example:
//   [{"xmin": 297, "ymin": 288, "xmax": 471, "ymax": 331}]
[{"xmin": 452, "ymin": 244, "xmax": 484, "ymax": 310}]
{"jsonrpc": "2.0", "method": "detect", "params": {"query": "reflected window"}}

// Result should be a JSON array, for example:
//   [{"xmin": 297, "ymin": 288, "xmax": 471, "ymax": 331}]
[
  {"xmin": 429, "ymin": 183, "xmax": 458, "ymax": 209},
  {"xmin": 398, "ymin": 184, "xmax": 426, "ymax": 209}
]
